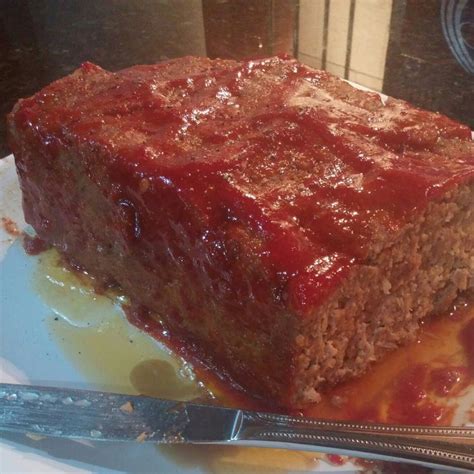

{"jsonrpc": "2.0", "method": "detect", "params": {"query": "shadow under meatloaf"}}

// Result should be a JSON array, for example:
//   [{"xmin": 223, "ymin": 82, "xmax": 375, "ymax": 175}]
[{"xmin": 7, "ymin": 56, "xmax": 474, "ymax": 408}]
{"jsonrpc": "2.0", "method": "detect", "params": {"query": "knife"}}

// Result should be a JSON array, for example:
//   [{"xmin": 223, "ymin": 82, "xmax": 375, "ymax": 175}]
[{"xmin": 1, "ymin": 383, "xmax": 473, "ymax": 471}]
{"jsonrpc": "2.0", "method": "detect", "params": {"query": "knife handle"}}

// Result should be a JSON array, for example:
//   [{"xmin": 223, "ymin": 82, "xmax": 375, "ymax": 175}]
[{"xmin": 238, "ymin": 412, "xmax": 474, "ymax": 471}]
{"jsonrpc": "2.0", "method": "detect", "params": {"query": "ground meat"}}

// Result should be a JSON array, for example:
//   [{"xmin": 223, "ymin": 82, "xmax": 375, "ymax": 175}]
[{"xmin": 7, "ymin": 56, "xmax": 474, "ymax": 408}]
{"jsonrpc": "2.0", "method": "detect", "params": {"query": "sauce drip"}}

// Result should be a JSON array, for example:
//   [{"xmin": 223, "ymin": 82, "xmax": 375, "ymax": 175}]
[{"xmin": 460, "ymin": 318, "xmax": 474, "ymax": 376}]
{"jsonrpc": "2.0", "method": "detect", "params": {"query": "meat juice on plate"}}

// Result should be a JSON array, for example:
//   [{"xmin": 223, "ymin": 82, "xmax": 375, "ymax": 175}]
[
  {"xmin": 31, "ymin": 246, "xmax": 474, "ymax": 473},
  {"xmin": 34, "ymin": 248, "xmax": 201, "ymax": 401}
]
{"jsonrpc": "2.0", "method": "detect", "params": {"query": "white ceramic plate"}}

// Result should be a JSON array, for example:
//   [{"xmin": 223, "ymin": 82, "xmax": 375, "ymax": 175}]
[{"xmin": 1, "ymin": 153, "xmax": 356, "ymax": 473}]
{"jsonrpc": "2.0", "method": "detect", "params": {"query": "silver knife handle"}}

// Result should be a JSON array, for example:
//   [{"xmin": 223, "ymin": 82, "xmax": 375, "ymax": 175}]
[{"xmin": 238, "ymin": 412, "xmax": 474, "ymax": 471}]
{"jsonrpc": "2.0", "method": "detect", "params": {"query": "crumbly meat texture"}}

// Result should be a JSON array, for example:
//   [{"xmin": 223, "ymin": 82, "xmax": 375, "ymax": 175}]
[{"xmin": 7, "ymin": 56, "xmax": 474, "ymax": 407}]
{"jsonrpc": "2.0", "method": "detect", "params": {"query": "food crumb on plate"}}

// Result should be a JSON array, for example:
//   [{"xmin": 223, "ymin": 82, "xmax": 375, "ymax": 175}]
[
  {"xmin": 1, "ymin": 216, "xmax": 20, "ymax": 236},
  {"xmin": 136, "ymin": 431, "xmax": 148, "ymax": 442},
  {"xmin": 120, "ymin": 401, "xmax": 134, "ymax": 413}
]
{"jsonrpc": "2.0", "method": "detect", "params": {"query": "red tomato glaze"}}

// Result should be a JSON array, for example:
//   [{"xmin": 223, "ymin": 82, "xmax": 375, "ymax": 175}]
[
  {"xmin": 9, "ymin": 55, "xmax": 474, "ymax": 410},
  {"xmin": 11, "ymin": 55, "xmax": 474, "ymax": 316}
]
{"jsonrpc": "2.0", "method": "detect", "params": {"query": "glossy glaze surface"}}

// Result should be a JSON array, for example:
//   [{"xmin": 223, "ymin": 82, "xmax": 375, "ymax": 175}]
[
  {"xmin": 10, "ymin": 56, "xmax": 474, "ymax": 315},
  {"xmin": 2, "ymin": 1, "xmax": 473, "ymax": 160}
]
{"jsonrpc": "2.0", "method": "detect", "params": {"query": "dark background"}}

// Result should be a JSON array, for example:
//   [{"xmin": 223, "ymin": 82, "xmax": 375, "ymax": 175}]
[
  {"xmin": 1, "ymin": 0, "xmax": 472, "ymax": 158},
  {"xmin": 384, "ymin": 0, "xmax": 473, "ymax": 131}
]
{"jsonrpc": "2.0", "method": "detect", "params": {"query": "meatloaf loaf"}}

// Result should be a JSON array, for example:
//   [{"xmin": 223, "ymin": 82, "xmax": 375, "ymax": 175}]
[{"xmin": 7, "ymin": 56, "xmax": 474, "ymax": 408}]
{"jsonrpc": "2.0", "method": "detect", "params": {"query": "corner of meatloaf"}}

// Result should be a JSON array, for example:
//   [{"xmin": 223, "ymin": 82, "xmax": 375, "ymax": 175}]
[{"xmin": 292, "ymin": 180, "xmax": 474, "ymax": 406}]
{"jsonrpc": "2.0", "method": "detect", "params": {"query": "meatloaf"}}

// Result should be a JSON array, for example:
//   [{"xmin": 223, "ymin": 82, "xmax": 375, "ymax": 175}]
[{"xmin": 7, "ymin": 56, "xmax": 474, "ymax": 408}]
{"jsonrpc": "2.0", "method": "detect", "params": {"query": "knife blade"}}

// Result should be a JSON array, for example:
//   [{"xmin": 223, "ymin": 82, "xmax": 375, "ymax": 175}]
[{"xmin": 1, "ymin": 383, "xmax": 473, "ymax": 471}]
